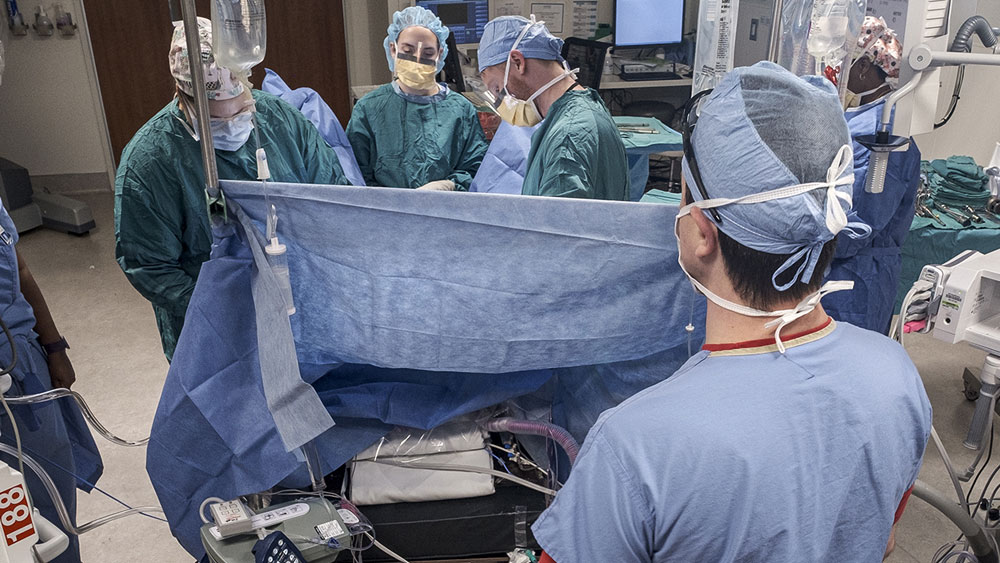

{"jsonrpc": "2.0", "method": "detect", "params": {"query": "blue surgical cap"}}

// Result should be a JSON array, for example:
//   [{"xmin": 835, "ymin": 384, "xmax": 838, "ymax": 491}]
[
  {"xmin": 684, "ymin": 61, "xmax": 869, "ymax": 290},
  {"xmin": 384, "ymin": 6, "xmax": 450, "ymax": 73},
  {"xmin": 478, "ymin": 16, "xmax": 564, "ymax": 72}
]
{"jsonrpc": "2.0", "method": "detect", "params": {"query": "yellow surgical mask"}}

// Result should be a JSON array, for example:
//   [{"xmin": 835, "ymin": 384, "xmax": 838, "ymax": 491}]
[
  {"xmin": 492, "ymin": 17, "xmax": 577, "ymax": 127},
  {"xmin": 495, "ymin": 92, "xmax": 544, "ymax": 127},
  {"xmin": 393, "ymin": 43, "xmax": 439, "ymax": 91}
]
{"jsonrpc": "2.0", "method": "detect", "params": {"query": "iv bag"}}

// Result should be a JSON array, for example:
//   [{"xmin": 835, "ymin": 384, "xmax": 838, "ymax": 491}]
[
  {"xmin": 807, "ymin": 0, "xmax": 848, "ymax": 61},
  {"xmin": 212, "ymin": 0, "xmax": 266, "ymax": 74},
  {"xmin": 775, "ymin": 0, "xmax": 864, "ymax": 98},
  {"xmin": 692, "ymin": 0, "xmax": 741, "ymax": 93}
]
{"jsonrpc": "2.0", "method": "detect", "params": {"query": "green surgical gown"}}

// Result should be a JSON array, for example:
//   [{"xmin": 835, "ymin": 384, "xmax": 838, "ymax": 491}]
[
  {"xmin": 522, "ymin": 88, "xmax": 629, "ymax": 200},
  {"xmin": 114, "ymin": 90, "xmax": 350, "ymax": 361},
  {"xmin": 346, "ymin": 83, "xmax": 488, "ymax": 190}
]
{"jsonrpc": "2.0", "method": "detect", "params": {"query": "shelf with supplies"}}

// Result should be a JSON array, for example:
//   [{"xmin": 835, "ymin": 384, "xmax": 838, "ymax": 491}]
[{"xmin": 599, "ymin": 73, "xmax": 693, "ymax": 90}]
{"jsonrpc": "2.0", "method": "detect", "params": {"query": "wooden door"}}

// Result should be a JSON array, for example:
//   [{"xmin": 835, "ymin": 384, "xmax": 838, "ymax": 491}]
[{"xmin": 84, "ymin": 0, "xmax": 352, "ymax": 165}]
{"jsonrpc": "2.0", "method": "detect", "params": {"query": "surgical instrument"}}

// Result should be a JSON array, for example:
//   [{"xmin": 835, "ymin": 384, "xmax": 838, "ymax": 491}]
[
  {"xmin": 964, "ymin": 205, "xmax": 987, "ymax": 224},
  {"xmin": 917, "ymin": 202, "xmax": 947, "ymax": 227},
  {"xmin": 977, "ymin": 207, "xmax": 1000, "ymax": 225},
  {"xmin": 935, "ymin": 201, "xmax": 973, "ymax": 227}
]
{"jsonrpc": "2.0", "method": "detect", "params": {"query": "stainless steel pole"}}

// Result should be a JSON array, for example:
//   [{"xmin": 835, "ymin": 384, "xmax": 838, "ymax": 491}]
[
  {"xmin": 767, "ymin": 0, "xmax": 784, "ymax": 62},
  {"xmin": 179, "ymin": 0, "xmax": 220, "ymax": 201}
]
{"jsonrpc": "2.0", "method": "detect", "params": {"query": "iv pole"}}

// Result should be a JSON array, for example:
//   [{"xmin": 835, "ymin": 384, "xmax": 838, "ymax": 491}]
[{"xmin": 174, "ymin": 0, "xmax": 224, "ymax": 218}]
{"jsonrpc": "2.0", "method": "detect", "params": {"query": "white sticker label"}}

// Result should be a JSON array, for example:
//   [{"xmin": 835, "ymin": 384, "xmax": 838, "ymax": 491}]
[
  {"xmin": 316, "ymin": 519, "xmax": 345, "ymax": 540},
  {"xmin": 337, "ymin": 508, "xmax": 360, "ymax": 525}
]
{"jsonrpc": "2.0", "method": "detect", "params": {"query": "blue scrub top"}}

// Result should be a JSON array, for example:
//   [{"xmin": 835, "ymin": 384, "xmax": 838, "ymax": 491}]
[
  {"xmin": 532, "ymin": 321, "xmax": 931, "ymax": 563},
  {"xmin": 0, "ymin": 208, "xmax": 38, "ymax": 340}
]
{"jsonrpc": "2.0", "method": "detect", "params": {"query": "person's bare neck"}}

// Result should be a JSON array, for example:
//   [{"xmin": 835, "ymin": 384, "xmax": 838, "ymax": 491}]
[
  {"xmin": 396, "ymin": 79, "xmax": 440, "ymax": 97},
  {"xmin": 534, "ymin": 73, "xmax": 582, "ymax": 118},
  {"xmin": 701, "ymin": 280, "xmax": 830, "ymax": 347}
]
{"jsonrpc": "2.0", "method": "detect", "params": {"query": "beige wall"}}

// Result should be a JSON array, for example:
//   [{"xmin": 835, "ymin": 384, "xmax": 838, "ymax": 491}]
[
  {"xmin": 912, "ymin": 0, "xmax": 1000, "ymax": 165},
  {"xmin": 0, "ymin": 0, "xmax": 113, "ymax": 187},
  {"xmin": 344, "ymin": 1, "xmax": 392, "ymax": 88}
]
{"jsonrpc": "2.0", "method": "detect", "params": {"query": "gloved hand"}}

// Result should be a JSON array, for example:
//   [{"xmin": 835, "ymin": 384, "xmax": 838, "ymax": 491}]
[{"xmin": 416, "ymin": 180, "xmax": 456, "ymax": 191}]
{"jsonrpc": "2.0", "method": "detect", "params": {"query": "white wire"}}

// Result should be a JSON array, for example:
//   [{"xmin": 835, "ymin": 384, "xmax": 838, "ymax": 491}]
[
  {"xmin": 199, "ymin": 497, "xmax": 226, "ymax": 524},
  {"xmin": 932, "ymin": 426, "xmax": 971, "ymax": 508},
  {"xmin": 366, "ymin": 533, "xmax": 412, "ymax": 563},
  {"xmin": 370, "ymin": 459, "xmax": 558, "ymax": 496},
  {"xmin": 892, "ymin": 285, "xmax": 919, "ymax": 344},
  {"xmin": 0, "ymin": 393, "xmax": 24, "ymax": 478}
]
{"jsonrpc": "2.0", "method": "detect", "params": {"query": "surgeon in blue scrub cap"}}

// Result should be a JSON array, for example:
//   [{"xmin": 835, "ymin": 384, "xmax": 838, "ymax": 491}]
[
  {"xmin": 529, "ymin": 62, "xmax": 931, "ymax": 563},
  {"xmin": 347, "ymin": 6, "xmax": 488, "ymax": 191},
  {"xmin": 478, "ymin": 15, "xmax": 628, "ymax": 200}
]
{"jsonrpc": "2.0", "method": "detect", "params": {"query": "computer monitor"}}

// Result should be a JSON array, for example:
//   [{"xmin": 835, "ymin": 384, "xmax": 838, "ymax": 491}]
[
  {"xmin": 614, "ymin": 0, "xmax": 685, "ymax": 48},
  {"xmin": 415, "ymin": 0, "xmax": 489, "ymax": 46}
]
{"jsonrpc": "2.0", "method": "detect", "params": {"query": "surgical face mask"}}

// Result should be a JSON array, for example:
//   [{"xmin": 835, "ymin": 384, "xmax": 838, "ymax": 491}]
[
  {"xmin": 210, "ymin": 110, "xmax": 255, "ymax": 151},
  {"xmin": 176, "ymin": 94, "xmax": 256, "ymax": 151},
  {"xmin": 394, "ymin": 42, "xmax": 439, "ymax": 91},
  {"xmin": 673, "ymin": 145, "xmax": 860, "ymax": 353},
  {"xmin": 844, "ymin": 84, "xmax": 886, "ymax": 109},
  {"xmin": 490, "ymin": 18, "xmax": 577, "ymax": 127}
]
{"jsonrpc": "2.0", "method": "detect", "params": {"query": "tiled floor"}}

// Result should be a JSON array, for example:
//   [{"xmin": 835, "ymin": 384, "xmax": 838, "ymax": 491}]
[{"xmin": 15, "ymin": 191, "xmax": 992, "ymax": 562}]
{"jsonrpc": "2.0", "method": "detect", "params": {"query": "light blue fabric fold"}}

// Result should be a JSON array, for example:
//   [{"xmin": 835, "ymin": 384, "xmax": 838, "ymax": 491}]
[
  {"xmin": 147, "ymin": 181, "xmax": 705, "ymax": 557},
  {"xmin": 261, "ymin": 68, "xmax": 365, "ymax": 187},
  {"xmin": 231, "ymin": 204, "xmax": 336, "ymax": 450},
  {"xmin": 470, "ymin": 121, "xmax": 539, "ymax": 194}
]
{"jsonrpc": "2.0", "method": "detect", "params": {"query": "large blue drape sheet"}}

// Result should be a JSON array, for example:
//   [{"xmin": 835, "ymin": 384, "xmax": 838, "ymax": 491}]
[{"xmin": 147, "ymin": 181, "xmax": 705, "ymax": 556}]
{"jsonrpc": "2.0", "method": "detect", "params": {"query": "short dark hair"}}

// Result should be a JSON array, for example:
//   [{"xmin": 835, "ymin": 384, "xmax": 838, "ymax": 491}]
[{"xmin": 681, "ymin": 188, "xmax": 838, "ymax": 309}]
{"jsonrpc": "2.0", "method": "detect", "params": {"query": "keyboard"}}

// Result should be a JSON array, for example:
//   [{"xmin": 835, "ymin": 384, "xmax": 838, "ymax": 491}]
[{"xmin": 618, "ymin": 71, "xmax": 683, "ymax": 81}]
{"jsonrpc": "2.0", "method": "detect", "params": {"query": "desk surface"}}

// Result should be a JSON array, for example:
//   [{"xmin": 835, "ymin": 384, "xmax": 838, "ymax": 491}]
[{"xmin": 600, "ymin": 73, "xmax": 693, "ymax": 90}]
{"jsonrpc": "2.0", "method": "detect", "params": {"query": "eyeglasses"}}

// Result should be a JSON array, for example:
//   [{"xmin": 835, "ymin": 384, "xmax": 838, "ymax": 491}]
[{"xmin": 681, "ymin": 88, "xmax": 722, "ymax": 223}]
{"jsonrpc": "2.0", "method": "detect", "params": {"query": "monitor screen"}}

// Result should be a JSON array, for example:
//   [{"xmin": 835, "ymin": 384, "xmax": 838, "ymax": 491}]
[
  {"xmin": 415, "ymin": 0, "xmax": 490, "ymax": 45},
  {"xmin": 614, "ymin": 0, "xmax": 685, "ymax": 47}
]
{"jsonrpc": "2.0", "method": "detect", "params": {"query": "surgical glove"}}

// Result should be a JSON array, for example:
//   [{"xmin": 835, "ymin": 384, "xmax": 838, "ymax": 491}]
[{"xmin": 416, "ymin": 180, "xmax": 456, "ymax": 191}]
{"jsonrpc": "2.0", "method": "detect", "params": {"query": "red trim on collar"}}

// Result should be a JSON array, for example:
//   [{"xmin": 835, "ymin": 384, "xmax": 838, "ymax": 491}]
[{"xmin": 702, "ymin": 317, "xmax": 833, "ymax": 352}]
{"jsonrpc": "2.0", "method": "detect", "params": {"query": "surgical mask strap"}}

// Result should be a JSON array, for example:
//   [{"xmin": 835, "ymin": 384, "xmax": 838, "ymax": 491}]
[
  {"xmin": 849, "ymin": 83, "xmax": 886, "ymax": 97},
  {"xmin": 526, "ymin": 63, "xmax": 579, "ymax": 103},
  {"xmin": 503, "ymin": 16, "xmax": 543, "ymax": 92},
  {"xmin": 685, "ymin": 271, "xmax": 852, "ymax": 353}
]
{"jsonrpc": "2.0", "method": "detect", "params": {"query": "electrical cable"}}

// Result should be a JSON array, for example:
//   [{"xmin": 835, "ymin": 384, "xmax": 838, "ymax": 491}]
[
  {"xmin": 969, "ymin": 450, "xmax": 1000, "ymax": 524},
  {"xmin": 200, "ymin": 496, "xmax": 226, "ymax": 524},
  {"xmin": 488, "ymin": 443, "xmax": 549, "ymax": 478},
  {"xmin": 369, "ymin": 459, "xmax": 558, "ymax": 496},
  {"xmin": 965, "ymin": 430, "xmax": 994, "ymax": 514},
  {"xmin": 489, "ymin": 450, "xmax": 513, "ymax": 474},
  {"xmin": 14, "ymin": 440, "xmax": 167, "ymax": 525},
  {"xmin": 935, "ymin": 65, "xmax": 965, "ymax": 130},
  {"xmin": 932, "ymin": 426, "xmax": 973, "ymax": 511},
  {"xmin": 366, "ymin": 533, "xmax": 412, "ymax": 563}
]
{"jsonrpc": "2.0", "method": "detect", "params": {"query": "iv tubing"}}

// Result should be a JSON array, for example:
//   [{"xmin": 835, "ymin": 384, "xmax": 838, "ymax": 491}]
[
  {"xmin": 0, "ymin": 443, "xmax": 163, "ymax": 535},
  {"xmin": 5, "ymin": 389, "xmax": 148, "ymax": 447}
]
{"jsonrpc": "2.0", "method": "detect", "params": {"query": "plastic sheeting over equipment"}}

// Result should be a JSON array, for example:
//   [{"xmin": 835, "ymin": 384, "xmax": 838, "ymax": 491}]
[{"xmin": 146, "ymin": 181, "xmax": 704, "ymax": 557}]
